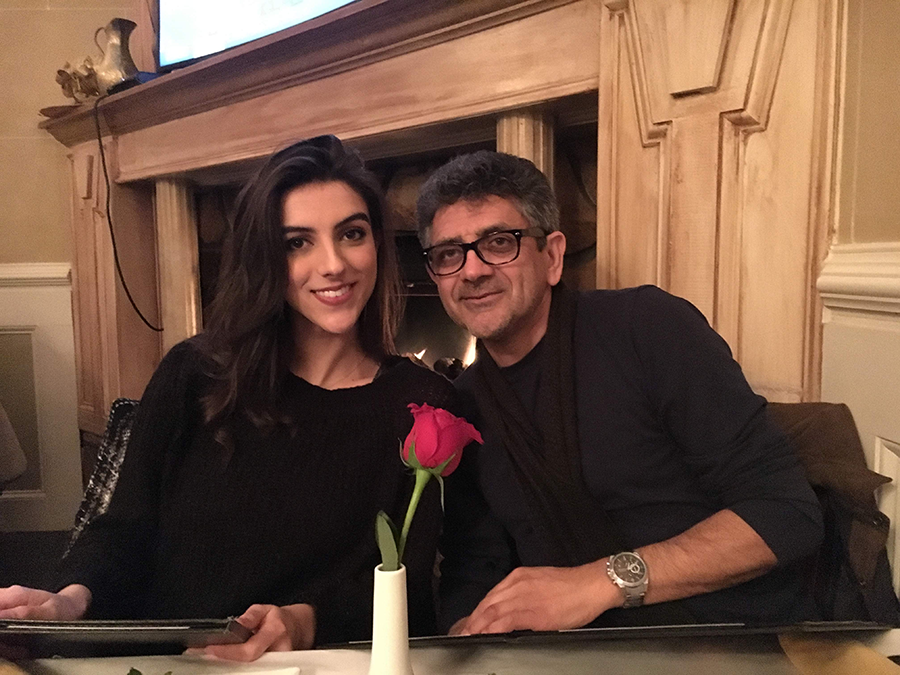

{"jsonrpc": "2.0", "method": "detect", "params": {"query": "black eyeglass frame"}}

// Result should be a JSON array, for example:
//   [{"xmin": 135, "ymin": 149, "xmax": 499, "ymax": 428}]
[{"xmin": 422, "ymin": 227, "xmax": 548, "ymax": 276}]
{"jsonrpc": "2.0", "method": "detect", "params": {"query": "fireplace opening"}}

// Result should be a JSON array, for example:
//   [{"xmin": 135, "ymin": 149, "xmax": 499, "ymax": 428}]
[
  {"xmin": 193, "ymin": 121, "xmax": 596, "ymax": 377},
  {"xmin": 194, "ymin": 183, "xmax": 476, "ymax": 372}
]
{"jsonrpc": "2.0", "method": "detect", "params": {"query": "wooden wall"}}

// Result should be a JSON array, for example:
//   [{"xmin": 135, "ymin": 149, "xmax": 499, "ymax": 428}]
[
  {"xmin": 46, "ymin": 0, "xmax": 847, "ymax": 427},
  {"xmin": 597, "ymin": 0, "xmax": 839, "ymax": 402},
  {"xmin": 68, "ymin": 142, "xmax": 160, "ymax": 435}
]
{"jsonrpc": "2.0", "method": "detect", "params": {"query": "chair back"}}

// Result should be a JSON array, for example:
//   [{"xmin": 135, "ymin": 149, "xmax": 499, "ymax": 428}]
[
  {"xmin": 64, "ymin": 397, "xmax": 138, "ymax": 557},
  {"xmin": 768, "ymin": 402, "xmax": 900, "ymax": 624}
]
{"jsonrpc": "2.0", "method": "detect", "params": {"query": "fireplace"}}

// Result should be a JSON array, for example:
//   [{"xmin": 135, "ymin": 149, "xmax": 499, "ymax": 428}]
[
  {"xmin": 192, "ymin": 127, "xmax": 597, "ymax": 374},
  {"xmin": 195, "ymin": 196, "xmax": 474, "ymax": 372}
]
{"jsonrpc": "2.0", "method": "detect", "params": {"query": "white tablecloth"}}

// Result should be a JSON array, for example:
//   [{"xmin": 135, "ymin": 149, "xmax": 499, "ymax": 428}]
[{"xmin": 23, "ymin": 628, "xmax": 900, "ymax": 675}]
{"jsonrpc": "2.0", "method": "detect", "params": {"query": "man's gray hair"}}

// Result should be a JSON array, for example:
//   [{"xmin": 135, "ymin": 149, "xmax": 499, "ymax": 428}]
[{"xmin": 415, "ymin": 150, "xmax": 560, "ymax": 247}]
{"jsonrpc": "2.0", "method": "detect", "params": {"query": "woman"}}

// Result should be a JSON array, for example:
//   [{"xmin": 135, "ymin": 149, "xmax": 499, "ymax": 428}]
[{"xmin": 0, "ymin": 136, "xmax": 457, "ymax": 660}]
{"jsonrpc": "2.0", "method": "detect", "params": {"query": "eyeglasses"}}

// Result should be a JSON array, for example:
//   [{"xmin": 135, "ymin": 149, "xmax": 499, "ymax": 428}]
[{"xmin": 423, "ymin": 228, "xmax": 547, "ymax": 276}]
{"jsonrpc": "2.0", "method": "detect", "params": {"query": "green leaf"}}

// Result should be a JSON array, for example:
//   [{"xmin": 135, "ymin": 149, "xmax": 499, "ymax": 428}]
[
  {"xmin": 375, "ymin": 510, "xmax": 399, "ymax": 571},
  {"xmin": 126, "ymin": 669, "xmax": 143, "ymax": 675},
  {"xmin": 432, "ymin": 453, "xmax": 455, "ymax": 477},
  {"xmin": 402, "ymin": 438, "xmax": 424, "ymax": 471}
]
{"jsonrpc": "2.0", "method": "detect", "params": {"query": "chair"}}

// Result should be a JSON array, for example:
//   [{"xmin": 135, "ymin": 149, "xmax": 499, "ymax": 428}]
[
  {"xmin": 768, "ymin": 402, "xmax": 900, "ymax": 624},
  {"xmin": 63, "ymin": 398, "xmax": 138, "ymax": 558}
]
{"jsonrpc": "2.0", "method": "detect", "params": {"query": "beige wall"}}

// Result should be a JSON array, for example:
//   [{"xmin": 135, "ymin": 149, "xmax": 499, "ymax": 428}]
[
  {"xmin": 0, "ymin": 332, "xmax": 39, "ymax": 491},
  {"xmin": 0, "ymin": 0, "xmax": 133, "ymax": 264},
  {"xmin": 838, "ymin": 0, "xmax": 900, "ymax": 244},
  {"xmin": 820, "ymin": 0, "xmax": 900, "ymax": 578}
]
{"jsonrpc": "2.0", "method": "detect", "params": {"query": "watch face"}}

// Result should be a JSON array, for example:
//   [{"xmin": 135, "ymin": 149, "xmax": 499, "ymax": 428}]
[{"xmin": 612, "ymin": 553, "xmax": 646, "ymax": 585}]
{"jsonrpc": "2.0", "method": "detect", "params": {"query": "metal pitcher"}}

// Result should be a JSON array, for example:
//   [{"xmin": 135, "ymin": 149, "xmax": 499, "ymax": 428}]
[{"xmin": 93, "ymin": 18, "xmax": 139, "ymax": 94}]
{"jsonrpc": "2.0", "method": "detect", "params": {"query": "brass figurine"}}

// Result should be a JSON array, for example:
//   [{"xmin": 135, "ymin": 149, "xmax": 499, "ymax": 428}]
[{"xmin": 56, "ymin": 58, "xmax": 102, "ymax": 102}]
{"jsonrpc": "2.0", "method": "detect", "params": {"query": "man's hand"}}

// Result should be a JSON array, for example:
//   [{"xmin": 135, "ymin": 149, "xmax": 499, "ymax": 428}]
[
  {"xmin": 0, "ymin": 584, "xmax": 90, "ymax": 620},
  {"xmin": 191, "ymin": 603, "xmax": 315, "ymax": 661},
  {"xmin": 449, "ymin": 509, "xmax": 779, "ymax": 637},
  {"xmin": 453, "ymin": 560, "xmax": 620, "ymax": 635}
]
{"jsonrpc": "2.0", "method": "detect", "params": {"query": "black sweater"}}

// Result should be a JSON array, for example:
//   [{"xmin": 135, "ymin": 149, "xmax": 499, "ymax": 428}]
[
  {"xmin": 56, "ymin": 339, "xmax": 458, "ymax": 645},
  {"xmin": 441, "ymin": 286, "xmax": 823, "ymax": 627}
]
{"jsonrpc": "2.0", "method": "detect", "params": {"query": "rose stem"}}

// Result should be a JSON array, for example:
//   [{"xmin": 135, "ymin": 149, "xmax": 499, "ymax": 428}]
[{"xmin": 397, "ymin": 469, "xmax": 432, "ymax": 564}]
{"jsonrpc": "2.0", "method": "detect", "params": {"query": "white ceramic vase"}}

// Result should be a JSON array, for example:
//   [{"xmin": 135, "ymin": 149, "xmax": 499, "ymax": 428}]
[{"xmin": 368, "ymin": 564, "xmax": 414, "ymax": 675}]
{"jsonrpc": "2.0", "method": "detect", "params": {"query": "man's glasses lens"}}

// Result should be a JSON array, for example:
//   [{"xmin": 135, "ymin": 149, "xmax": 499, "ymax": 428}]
[
  {"xmin": 480, "ymin": 232, "xmax": 519, "ymax": 258},
  {"xmin": 425, "ymin": 229, "xmax": 542, "ymax": 276}
]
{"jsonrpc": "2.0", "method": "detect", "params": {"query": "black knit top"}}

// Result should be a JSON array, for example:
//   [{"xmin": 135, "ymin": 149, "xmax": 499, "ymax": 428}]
[
  {"xmin": 442, "ymin": 286, "xmax": 823, "ymax": 628},
  {"xmin": 55, "ymin": 338, "xmax": 458, "ymax": 645}
]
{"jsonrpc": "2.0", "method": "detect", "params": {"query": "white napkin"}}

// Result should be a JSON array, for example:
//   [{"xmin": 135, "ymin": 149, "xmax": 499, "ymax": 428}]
[{"xmin": 216, "ymin": 669, "xmax": 300, "ymax": 675}]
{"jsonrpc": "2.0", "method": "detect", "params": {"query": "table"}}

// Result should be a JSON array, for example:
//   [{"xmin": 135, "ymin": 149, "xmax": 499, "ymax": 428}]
[{"xmin": 21, "ymin": 626, "xmax": 900, "ymax": 675}]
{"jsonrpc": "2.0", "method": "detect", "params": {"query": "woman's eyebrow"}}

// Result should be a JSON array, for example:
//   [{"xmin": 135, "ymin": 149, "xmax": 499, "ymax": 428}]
[
  {"xmin": 334, "ymin": 212, "xmax": 371, "ymax": 227},
  {"xmin": 282, "ymin": 212, "xmax": 370, "ymax": 234}
]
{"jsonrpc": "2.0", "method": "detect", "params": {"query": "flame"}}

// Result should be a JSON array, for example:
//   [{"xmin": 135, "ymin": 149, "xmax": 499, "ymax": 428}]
[
  {"xmin": 462, "ymin": 335, "xmax": 477, "ymax": 367},
  {"xmin": 414, "ymin": 349, "xmax": 426, "ymax": 360}
]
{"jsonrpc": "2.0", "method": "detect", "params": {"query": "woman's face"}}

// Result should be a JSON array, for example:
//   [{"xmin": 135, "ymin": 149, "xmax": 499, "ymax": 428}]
[{"xmin": 282, "ymin": 180, "xmax": 378, "ymax": 339}]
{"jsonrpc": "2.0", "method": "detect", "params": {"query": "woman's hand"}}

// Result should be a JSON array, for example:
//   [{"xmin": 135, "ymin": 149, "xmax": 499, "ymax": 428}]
[
  {"xmin": 0, "ymin": 584, "xmax": 91, "ymax": 620},
  {"xmin": 192, "ymin": 603, "xmax": 316, "ymax": 661}
]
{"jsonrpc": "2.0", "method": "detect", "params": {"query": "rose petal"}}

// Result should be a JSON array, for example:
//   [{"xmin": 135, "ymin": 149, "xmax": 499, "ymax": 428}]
[
  {"xmin": 405, "ymin": 404, "xmax": 482, "ymax": 473},
  {"xmin": 431, "ymin": 407, "xmax": 460, "ymax": 430},
  {"xmin": 402, "ymin": 430, "xmax": 415, "ymax": 464},
  {"xmin": 411, "ymin": 411, "xmax": 441, "ymax": 467},
  {"xmin": 408, "ymin": 402, "xmax": 435, "ymax": 417},
  {"xmin": 437, "ymin": 420, "xmax": 481, "ymax": 457}
]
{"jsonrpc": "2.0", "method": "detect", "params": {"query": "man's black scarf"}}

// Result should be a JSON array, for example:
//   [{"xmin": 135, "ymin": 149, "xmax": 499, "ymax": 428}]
[{"xmin": 465, "ymin": 285, "xmax": 626, "ymax": 567}]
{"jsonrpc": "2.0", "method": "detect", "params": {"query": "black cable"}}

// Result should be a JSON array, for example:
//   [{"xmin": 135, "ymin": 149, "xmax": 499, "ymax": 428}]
[{"xmin": 92, "ymin": 96, "xmax": 163, "ymax": 332}]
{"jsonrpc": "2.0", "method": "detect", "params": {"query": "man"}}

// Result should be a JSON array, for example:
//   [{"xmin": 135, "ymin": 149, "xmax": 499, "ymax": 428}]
[{"xmin": 416, "ymin": 151, "xmax": 823, "ymax": 635}]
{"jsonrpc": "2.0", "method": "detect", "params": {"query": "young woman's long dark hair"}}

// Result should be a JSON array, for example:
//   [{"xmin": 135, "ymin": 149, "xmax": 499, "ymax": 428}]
[{"xmin": 199, "ymin": 135, "xmax": 401, "ymax": 432}]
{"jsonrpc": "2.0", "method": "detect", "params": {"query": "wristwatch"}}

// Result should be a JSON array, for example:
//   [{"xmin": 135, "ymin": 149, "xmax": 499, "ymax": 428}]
[{"xmin": 606, "ymin": 551, "xmax": 649, "ymax": 608}]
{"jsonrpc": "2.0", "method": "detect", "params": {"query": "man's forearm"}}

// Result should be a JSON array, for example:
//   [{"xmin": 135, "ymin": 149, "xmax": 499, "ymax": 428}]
[
  {"xmin": 456, "ymin": 509, "xmax": 779, "ymax": 634},
  {"xmin": 637, "ymin": 509, "xmax": 777, "ymax": 606}
]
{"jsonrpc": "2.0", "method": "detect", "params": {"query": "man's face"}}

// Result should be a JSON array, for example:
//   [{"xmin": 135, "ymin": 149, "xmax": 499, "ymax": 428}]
[{"xmin": 427, "ymin": 195, "xmax": 565, "ymax": 345}]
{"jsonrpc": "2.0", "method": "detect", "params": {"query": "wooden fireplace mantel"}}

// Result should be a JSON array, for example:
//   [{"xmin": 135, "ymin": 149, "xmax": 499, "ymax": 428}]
[
  {"xmin": 42, "ymin": 0, "xmax": 581, "ymax": 144},
  {"xmin": 52, "ymin": 0, "xmax": 843, "ymax": 435},
  {"xmin": 42, "ymin": 0, "xmax": 597, "ymax": 181}
]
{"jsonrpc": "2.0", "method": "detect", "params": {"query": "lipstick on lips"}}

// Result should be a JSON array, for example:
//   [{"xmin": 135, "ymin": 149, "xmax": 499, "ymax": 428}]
[{"xmin": 312, "ymin": 282, "xmax": 355, "ymax": 306}]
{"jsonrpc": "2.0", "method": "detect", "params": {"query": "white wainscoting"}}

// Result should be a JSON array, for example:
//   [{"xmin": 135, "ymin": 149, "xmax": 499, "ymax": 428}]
[
  {"xmin": 819, "ymin": 242, "xmax": 900, "ymax": 590},
  {"xmin": 0, "ymin": 263, "xmax": 82, "ymax": 531}
]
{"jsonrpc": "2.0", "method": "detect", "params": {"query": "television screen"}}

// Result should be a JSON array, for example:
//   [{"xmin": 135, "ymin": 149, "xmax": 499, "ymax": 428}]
[{"xmin": 158, "ymin": 0, "xmax": 359, "ymax": 69}]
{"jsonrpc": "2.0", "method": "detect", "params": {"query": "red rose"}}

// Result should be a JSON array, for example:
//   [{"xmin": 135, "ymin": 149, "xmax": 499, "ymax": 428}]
[
  {"xmin": 377, "ymin": 403, "xmax": 484, "ymax": 570},
  {"xmin": 403, "ymin": 403, "xmax": 483, "ymax": 477}
]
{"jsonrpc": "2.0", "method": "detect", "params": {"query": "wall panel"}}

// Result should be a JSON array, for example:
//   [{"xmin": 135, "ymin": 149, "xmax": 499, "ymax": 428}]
[
  {"xmin": 738, "ymin": 0, "xmax": 818, "ymax": 401},
  {"xmin": 598, "ymin": 0, "xmax": 837, "ymax": 401},
  {"xmin": 0, "ymin": 264, "xmax": 82, "ymax": 531}
]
